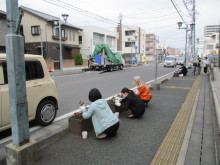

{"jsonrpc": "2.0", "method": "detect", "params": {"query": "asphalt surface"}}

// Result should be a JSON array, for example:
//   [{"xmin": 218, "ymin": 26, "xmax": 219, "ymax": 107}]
[
  {"xmin": 53, "ymin": 63, "xmax": 176, "ymax": 117},
  {"xmin": 35, "ymin": 69, "xmax": 195, "ymax": 165}
]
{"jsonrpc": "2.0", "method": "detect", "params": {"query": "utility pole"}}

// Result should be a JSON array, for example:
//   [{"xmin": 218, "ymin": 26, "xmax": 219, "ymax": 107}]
[
  {"xmin": 5, "ymin": 0, "xmax": 29, "ymax": 146},
  {"xmin": 192, "ymin": 0, "xmax": 196, "ymax": 60}
]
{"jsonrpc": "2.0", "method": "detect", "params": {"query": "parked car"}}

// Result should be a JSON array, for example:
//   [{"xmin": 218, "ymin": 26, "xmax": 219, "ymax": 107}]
[
  {"xmin": 176, "ymin": 57, "xmax": 184, "ymax": 65},
  {"xmin": 129, "ymin": 57, "xmax": 138, "ymax": 64},
  {"xmin": 164, "ymin": 56, "xmax": 177, "ymax": 67},
  {"xmin": 0, "ymin": 54, "xmax": 59, "ymax": 131}
]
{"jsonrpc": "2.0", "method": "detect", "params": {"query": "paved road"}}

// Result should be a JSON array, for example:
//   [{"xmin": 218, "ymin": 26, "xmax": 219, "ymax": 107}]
[{"xmin": 54, "ymin": 63, "xmax": 177, "ymax": 117}]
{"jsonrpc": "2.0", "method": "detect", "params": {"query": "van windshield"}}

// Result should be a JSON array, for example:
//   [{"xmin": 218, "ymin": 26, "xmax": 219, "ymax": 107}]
[{"xmin": 165, "ymin": 57, "xmax": 174, "ymax": 61}]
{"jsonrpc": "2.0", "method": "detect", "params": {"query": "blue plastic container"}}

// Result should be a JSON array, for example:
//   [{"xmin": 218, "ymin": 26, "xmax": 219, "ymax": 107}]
[{"xmin": 95, "ymin": 54, "xmax": 102, "ymax": 64}]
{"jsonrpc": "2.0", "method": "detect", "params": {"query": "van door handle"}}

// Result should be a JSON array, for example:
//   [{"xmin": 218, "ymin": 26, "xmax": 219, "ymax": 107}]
[{"xmin": 33, "ymin": 83, "xmax": 42, "ymax": 87}]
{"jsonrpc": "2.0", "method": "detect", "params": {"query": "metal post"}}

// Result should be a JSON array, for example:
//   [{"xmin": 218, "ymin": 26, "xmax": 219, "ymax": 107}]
[
  {"xmin": 5, "ymin": 0, "xmax": 29, "ymax": 146},
  {"xmin": 184, "ymin": 28, "xmax": 188, "ymax": 66},
  {"xmin": 40, "ymin": 28, "xmax": 43, "ymax": 56},
  {"xmin": 155, "ymin": 51, "xmax": 158, "ymax": 82},
  {"xmin": 59, "ymin": 19, "xmax": 63, "ymax": 73}
]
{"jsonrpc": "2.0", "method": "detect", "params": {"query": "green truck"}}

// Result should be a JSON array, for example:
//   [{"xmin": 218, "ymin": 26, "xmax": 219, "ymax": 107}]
[{"xmin": 90, "ymin": 44, "xmax": 124, "ymax": 72}]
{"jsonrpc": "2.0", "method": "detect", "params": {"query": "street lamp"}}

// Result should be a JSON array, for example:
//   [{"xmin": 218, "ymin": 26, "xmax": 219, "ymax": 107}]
[
  {"xmin": 177, "ymin": 21, "xmax": 189, "ymax": 66},
  {"xmin": 54, "ymin": 14, "xmax": 69, "ymax": 73}
]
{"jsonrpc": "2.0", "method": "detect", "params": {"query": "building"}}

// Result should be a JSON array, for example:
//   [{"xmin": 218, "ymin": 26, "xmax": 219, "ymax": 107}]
[
  {"xmin": 145, "ymin": 34, "xmax": 157, "ymax": 62},
  {"xmin": 79, "ymin": 26, "xmax": 117, "ymax": 59},
  {"xmin": 203, "ymin": 32, "xmax": 220, "ymax": 56},
  {"xmin": 204, "ymin": 25, "xmax": 220, "ymax": 37},
  {"xmin": 20, "ymin": 6, "xmax": 83, "ymax": 69},
  {"xmin": 117, "ymin": 26, "xmax": 145, "ymax": 63},
  {"xmin": 0, "ymin": 10, "xmax": 6, "ymax": 53}
]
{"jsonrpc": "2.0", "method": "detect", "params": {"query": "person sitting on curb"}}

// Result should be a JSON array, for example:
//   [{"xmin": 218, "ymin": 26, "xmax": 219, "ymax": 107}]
[
  {"xmin": 178, "ymin": 64, "xmax": 188, "ymax": 76},
  {"xmin": 132, "ymin": 75, "xmax": 152, "ymax": 107},
  {"xmin": 116, "ymin": 88, "xmax": 145, "ymax": 118},
  {"xmin": 82, "ymin": 88, "xmax": 119, "ymax": 140}
]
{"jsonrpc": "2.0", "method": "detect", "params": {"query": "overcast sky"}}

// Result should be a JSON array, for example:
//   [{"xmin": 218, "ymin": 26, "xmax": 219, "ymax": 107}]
[{"xmin": 1, "ymin": 0, "xmax": 220, "ymax": 50}]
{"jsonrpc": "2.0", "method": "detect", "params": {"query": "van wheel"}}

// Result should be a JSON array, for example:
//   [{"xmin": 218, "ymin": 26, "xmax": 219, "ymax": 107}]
[
  {"xmin": 36, "ymin": 100, "xmax": 57, "ymax": 126},
  {"xmin": 108, "ymin": 66, "xmax": 113, "ymax": 72},
  {"xmin": 119, "ymin": 65, "xmax": 123, "ymax": 70}
]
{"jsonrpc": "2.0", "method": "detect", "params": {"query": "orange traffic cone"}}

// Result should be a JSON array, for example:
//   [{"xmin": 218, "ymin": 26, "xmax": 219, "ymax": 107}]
[{"xmin": 48, "ymin": 66, "xmax": 53, "ymax": 72}]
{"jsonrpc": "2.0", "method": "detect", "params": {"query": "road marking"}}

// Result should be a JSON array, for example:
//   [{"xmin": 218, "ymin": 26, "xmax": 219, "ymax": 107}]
[
  {"xmin": 163, "ymin": 86, "xmax": 191, "ymax": 90},
  {"xmin": 174, "ymin": 78, "xmax": 195, "ymax": 81},
  {"xmin": 150, "ymin": 75, "xmax": 201, "ymax": 165}
]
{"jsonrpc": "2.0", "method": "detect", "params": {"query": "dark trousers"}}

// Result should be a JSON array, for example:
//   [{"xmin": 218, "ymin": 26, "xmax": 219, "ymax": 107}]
[
  {"xmin": 102, "ymin": 122, "xmax": 119, "ymax": 137},
  {"xmin": 142, "ymin": 99, "xmax": 150, "ymax": 106},
  {"xmin": 204, "ymin": 67, "xmax": 208, "ymax": 74}
]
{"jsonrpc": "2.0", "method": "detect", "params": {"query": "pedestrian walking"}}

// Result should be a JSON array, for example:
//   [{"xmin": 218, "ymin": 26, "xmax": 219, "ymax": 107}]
[
  {"xmin": 132, "ymin": 75, "xmax": 152, "ymax": 106},
  {"xmin": 116, "ymin": 88, "xmax": 145, "ymax": 118},
  {"xmin": 202, "ymin": 57, "xmax": 210, "ymax": 75},
  {"xmin": 197, "ymin": 58, "xmax": 202, "ymax": 74},
  {"xmin": 82, "ymin": 88, "xmax": 119, "ymax": 140}
]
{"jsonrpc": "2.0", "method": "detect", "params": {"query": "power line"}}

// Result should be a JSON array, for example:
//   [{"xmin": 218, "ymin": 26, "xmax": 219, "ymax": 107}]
[{"xmin": 123, "ymin": 12, "xmax": 178, "ymax": 20}]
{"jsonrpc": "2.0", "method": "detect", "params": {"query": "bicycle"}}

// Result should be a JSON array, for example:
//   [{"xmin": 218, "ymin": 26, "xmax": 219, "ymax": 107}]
[{"xmin": 192, "ymin": 62, "xmax": 197, "ymax": 75}]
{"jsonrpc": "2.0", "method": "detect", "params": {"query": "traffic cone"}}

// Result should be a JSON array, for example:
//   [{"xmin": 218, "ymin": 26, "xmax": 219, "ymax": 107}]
[{"xmin": 48, "ymin": 66, "xmax": 52, "ymax": 72}]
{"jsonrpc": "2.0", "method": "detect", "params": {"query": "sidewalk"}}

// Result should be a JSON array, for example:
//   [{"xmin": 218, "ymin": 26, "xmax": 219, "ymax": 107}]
[
  {"xmin": 34, "ymin": 71, "xmax": 218, "ymax": 165},
  {"xmin": 1, "ymin": 68, "xmax": 219, "ymax": 165}
]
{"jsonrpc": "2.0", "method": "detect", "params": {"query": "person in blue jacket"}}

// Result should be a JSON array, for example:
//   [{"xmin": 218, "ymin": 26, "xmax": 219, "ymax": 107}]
[{"xmin": 82, "ymin": 88, "xmax": 119, "ymax": 139}]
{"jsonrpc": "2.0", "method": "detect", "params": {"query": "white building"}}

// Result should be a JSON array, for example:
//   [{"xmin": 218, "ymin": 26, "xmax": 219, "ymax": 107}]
[
  {"xmin": 203, "ymin": 32, "xmax": 219, "ymax": 56},
  {"xmin": 204, "ymin": 25, "xmax": 220, "ymax": 37},
  {"xmin": 79, "ymin": 26, "xmax": 117, "ymax": 59},
  {"xmin": 117, "ymin": 26, "xmax": 145, "ymax": 63}
]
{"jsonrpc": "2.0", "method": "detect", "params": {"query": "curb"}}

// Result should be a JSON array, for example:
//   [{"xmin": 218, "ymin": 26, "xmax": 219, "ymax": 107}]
[{"xmin": 210, "ymin": 72, "xmax": 220, "ymax": 132}]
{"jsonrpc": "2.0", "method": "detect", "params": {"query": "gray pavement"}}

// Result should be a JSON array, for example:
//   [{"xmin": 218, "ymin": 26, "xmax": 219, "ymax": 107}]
[{"xmin": 1, "ymin": 67, "xmax": 219, "ymax": 165}]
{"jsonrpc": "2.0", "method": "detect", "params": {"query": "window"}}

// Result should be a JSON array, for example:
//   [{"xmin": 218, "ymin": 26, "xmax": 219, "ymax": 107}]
[
  {"xmin": 125, "ymin": 42, "xmax": 135, "ymax": 47},
  {"xmin": 1, "ymin": 60, "xmax": 44, "ymax": 84},
  {"xmin": 53, "ymin": 27, "xmax": 65, "ymax": 38},
  {"xmin": 79, "ymin": 36, "xmax": 82, "ymax": 44},
  {"xmin": 25, "ymin": 61, "xmax": 44, "ymax": 80},
  {"xmin": 72, "ymin": 32, "xmax": 75, "ymax": 41},
  {"xmin": 93, "ymin": 33, "xmax": 104, "ymax": 45},
  {"xmin": 31, "ymin": 26, "xmax": 40, "ymax": 35},
  {"xmin": 53, "ymin": 26, "xmax": 59, "ymax": 36},
  {"xmin": 125, "ymin": 30, "xmax": 135, "ymax": 36}
]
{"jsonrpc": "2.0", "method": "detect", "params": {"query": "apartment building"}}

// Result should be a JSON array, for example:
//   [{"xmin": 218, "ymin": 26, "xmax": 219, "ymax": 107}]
[
  {"xmin": 145, "ymin": 34, "xmax": 157, "ymax": 61},
  {"xmin": 0, "ymin": 10, "xmax": 6, "ymax": 53},
  {"xmin": 79, "ymin": 26, "xmax": 117, "ymax": 59},
  {"xmin": 203, "ymin": 32, "xmax": 219, "ymax": 56},
  {"xmin": 117, "ymin": 26, "xmax": 145, "ymax": 63},
  {"xmin": 204, "ymin": 25, "xmax": 220, "ymax": 37}
]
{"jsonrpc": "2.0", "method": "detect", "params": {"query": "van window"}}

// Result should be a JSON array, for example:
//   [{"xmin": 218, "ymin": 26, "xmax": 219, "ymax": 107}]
[
  {"xmin": 1, "ymin": 60, "xmax": 44, "ymax": 84},
  {"xmin": 25, "ymin": 61, "xmax": 44, "ymax": 80}
]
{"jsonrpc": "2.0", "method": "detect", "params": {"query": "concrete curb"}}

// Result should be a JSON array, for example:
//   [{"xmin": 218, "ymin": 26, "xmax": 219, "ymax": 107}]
[
  {"xmin": 176, "ymin": 89, "xmax": 200, "ymax": 164},
  {"xmin": 0, "ymin": 119, "xmax": 69, "ymax": 165},
  {"xmin": 210, "ymin": 72, "xmax": 220, "ymax": 132}
]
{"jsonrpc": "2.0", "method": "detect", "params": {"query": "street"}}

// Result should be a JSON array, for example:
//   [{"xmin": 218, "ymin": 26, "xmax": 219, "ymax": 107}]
[{"xmin": 54, "ymin": 63, "xmax": 177, "ymax": 118}]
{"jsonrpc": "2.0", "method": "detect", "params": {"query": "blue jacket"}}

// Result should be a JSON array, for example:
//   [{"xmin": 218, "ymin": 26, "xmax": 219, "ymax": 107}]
[{"xmin": 82, "ymin": 99, "xmax": 119, "ymax": 136}]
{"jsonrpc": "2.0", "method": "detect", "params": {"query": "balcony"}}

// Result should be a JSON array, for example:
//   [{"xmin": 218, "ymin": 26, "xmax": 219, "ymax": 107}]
[{"xmin": 52, "ymin": 35, "xmax": 67, "ymax": 41}]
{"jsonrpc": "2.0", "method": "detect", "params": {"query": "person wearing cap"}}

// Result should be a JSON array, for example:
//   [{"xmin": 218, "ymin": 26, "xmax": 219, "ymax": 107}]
[{"xmin": 132, "ymin": 76, "xmax": 152, "ymax": 106}]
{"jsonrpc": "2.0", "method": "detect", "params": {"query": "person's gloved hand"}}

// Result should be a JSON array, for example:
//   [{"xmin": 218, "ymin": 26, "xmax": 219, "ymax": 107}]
[{"xmin": 115, "ymin": 101, "xmax": 121, "ymax": 106}]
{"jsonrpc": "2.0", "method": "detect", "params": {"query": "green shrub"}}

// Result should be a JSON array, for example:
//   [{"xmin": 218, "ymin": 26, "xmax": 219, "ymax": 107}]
[{"xmin": 74, "ymin": 53, "xmax": 83, "ymax": 65}]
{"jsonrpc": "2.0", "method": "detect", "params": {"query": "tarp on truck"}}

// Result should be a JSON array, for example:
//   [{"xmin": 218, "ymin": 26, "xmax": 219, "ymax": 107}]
[{"xmin": 91, "ymin": 44, "xmax": 122, "ymax": 64}]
